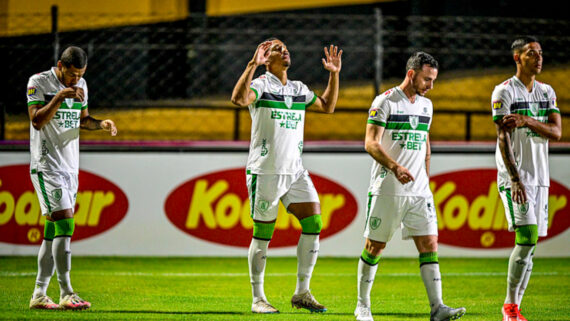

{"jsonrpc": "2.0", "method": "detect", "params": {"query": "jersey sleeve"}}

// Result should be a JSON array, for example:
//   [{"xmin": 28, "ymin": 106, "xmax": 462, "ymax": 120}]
[
  {"xmin": 81, "ymin": 81, "xmax": 88, "ymax": 110},
  {"xmin": 27, "ymin": 76, "xmax": 45, "ymax": 107},
  {"xmin": 546, "ymin": 85, "xmax": 560, "ymax": 115},
  {"xmin": 298, "ymin": 82, "xmax": 317, "ymax": 108},
  {"xmin": 491, "ymin": 85, "xmax": 512, "ymax": 122},
  {"xmin": 249, "ymin": 78, "xmax": 265, "ymax": 103},
  {"xmin": 367, "ymin": 95, "xmax": 389, "ymax": 127}
]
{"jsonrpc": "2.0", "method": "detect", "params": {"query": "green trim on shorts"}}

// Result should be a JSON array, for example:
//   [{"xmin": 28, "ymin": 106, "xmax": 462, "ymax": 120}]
[
  {"xmin": 44, "ymin": 220, "xmax": 55, "ymax": 241},
  {"xmin": 37, "ymin": 172, "xmax": 52, "ymax": 213},
  {"xmin": 252, "ymin": 221, "xmax": 275, "ymax": 240},
  {"xmin": 419, "ymin": 252, "xmax": 439, "ymax": 265},
  {"xmin": 250, "ymin": 174, "xmax": 258, "ymax": 218},
  {"xmin": 361, "ymin": 249, "xmax": 381, "ymax": 266},
  {"xmin": 500, "ymin": 186, "xmax": 516, "ymax": 229},
  {"xmin": 364, "ymin": 192, "xmax": 373, "ymax": 230}
]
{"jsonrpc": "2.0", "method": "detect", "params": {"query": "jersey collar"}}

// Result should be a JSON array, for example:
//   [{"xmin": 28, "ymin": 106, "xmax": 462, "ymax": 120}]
[
  {"xmin": 51, "ymin": 67, "xmax": 66, "ymax": 87},
  {"xmin": 265, "ymin": 71, "xmax": 289, "ymax": 87},
  {"xmin": 512, "ymin": 75, "xmax": 535, "ymax": 93}
]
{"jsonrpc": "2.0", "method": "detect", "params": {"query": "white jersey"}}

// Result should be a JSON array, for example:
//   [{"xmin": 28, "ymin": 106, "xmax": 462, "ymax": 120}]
[
  {"xmin": 492, "ymin": 76, "xmax": 559, "ymax": 188},
  {"xmin": 367, "ymin": 87, "xmax": 433, "ymax": 197},
  {"xmin": 247, "ymin": 71, "xmax": 317, "ymax": 174},
  {"xmin": 27, "ymin": 67, "xmax": 88, "ymax": 174}
]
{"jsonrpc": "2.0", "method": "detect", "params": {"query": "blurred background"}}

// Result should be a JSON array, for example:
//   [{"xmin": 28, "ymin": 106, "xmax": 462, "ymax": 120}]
[{"xmin": 1, "ymin": 0, "xmax": 569, "ymax": 143}]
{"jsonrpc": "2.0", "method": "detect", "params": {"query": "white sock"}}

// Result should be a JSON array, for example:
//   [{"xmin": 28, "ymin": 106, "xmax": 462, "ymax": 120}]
[
  {"xmin": 420, "ymin": 263, "xmax": 443, "ymax": 313},
  {"xmin": 505, "ymin": 244, "xmax": 534, "ymax": 304},
  {"xmin": 516, "ymin": 253, "xmax": 534, "ymax": 306},
  {"xmin": 32, "ymin": 240, "xmax": 54, "ymax": 299},
  {"xmin": 248, "ymin": 238, "xmax": 269, "ymax": 303},
  {"xmin": 295, "ymin": 234, "xmax": 319, "ymax": 295},
  {"xmin": 357, "ymin": 258, "xmax": 378, "ymax": 307},
  {"xmin": 52, "ymin": 236, "xmax": 74, "ymax": 297}
]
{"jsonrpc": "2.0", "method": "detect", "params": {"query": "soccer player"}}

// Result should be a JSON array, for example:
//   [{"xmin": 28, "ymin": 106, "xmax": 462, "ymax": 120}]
[
  {"xmin": 355, "ymin": 52, "xmax": 466, "ymax": 321},
  {"xmin": 492, "ymin": 36, "xmax": 561, "ymax": 321},
  {"xmin": 231, "ymin": 38, "xmax": 342, "ymax": 314},
  {"xmin": 27, "ymin": 46, "xmax": 117, "ymax": 310}
]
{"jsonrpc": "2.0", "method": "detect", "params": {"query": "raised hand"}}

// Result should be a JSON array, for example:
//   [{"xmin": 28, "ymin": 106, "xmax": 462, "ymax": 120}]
[
  {"xmin": 251, "ymin": 41, "xmax": 272, "ymax": 67},
  {"xmin": 101, "ymin": 119, "xmax": 117, "ymax": 136},
  {"xmin": 322, "ymin": 45, "xmax": 343, "ymax": 73}
]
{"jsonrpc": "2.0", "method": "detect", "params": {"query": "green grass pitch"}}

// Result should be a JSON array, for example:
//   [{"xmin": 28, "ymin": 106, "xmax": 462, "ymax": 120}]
[{"xmin": 0, "ymin": 257, "xmax": 568, "ymax": 320}]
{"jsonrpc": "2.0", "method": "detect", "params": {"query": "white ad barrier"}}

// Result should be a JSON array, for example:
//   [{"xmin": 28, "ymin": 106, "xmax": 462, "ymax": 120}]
[{"xmin": 0, "ymin": 151, "xmax": 568, "ymax": 257}]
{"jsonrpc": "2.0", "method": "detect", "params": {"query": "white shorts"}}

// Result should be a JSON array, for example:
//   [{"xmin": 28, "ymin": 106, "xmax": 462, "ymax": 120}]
[
  {"xmin": 499, "ymin": 186, "xmax": 549, "ymax": 237},
  {"xmin": 246, "ymin": 169, "xmax": 320, "ymax": 221},
  {"xmin": 30, "ymin": 170, "xmax": 78, "ymax": 216},
  {"xmin": 364, "ymin": 194, "xmax": 438, "ymax": 242}
]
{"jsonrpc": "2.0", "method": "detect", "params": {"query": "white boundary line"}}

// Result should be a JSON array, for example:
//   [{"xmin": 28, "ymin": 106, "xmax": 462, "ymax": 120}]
[{"xmin": 0, "ymin": 271, "xmax": 567, "ymax": 277}]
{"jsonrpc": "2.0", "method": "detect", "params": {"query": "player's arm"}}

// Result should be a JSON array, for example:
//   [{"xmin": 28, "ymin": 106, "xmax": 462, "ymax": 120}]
[
  {"xmin": 425, "ymin": 134, "xmax": 431, "ymax": 177},
  {"xmin": 231, "ymin": 41, "xmax": 272, "ymax": 107},
  {"xmin": 495, "ymin": 120, "xmax": 526, "ymax": 203},
  {"xmin": 501, "ymin": 112, "xmax": 561, "ymax": 141},
  {"xmin": 80, "ymin": 108, "xmax": 117, "ymax": 136},
  {"xmin": 311, "ymin": 45, "xmax": 342, "ymax": 114},
  {"xmin": 365, "ymin": 123, "xmax": 414, "ymax": 184},
  {"xmin": 29, "ymin": 87, "xmax": 83, "ymax": 130}
]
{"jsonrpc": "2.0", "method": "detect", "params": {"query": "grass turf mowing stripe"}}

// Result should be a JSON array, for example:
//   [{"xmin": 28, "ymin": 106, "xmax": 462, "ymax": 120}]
[{"xmin": 1, "ymin": 271, "xmax": 567, "ymax": 277}]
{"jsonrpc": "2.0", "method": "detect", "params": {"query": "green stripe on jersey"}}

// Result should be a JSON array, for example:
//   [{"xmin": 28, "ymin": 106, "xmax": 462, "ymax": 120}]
[
  {"xmin": 256, "ymin": 100, "xmax": 306, "ymax": 111},
  {"xmin": 514, "ymin": 109, "xmax": 550, "ymax": 117},
  {"xmin": 385, "ymin": 122, "xmax": 429, "ymax": 131},
  {"xmin": 306, "ymin": 94, "xmax": 318, "ymax": 108},
  {"xmin": 250, "ymin": 87, "xmax": 259, "ymax": 101},
  {"xmin": 28, "ymin": 101, "xmax": 45, "ymax": 106},
  {"xmin": 367, "ymin": 119, "xmax": 386, "ymax": 127}
]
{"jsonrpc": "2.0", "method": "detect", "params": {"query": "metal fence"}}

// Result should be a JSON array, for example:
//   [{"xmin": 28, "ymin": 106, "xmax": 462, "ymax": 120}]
[{"xmin": 1, "ymin": 8, "xmax": 569, "ymax": 141}]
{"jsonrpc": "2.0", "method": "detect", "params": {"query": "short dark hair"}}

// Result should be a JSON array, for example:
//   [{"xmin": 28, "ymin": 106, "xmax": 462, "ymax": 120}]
[
  {"xmin": 60, "ymin": 46, "xmax": 88, "ymax": 68},
  {"xmin": 406, "ymin": 51, "xmax": 438, "ymax": 72},
  {"xmin": 264, "ymin": 37, "xmax": 280, "ymax": 43},
  {"xmin": 511, "ymin": 36, "xmax": 539, "ymax": 54}
]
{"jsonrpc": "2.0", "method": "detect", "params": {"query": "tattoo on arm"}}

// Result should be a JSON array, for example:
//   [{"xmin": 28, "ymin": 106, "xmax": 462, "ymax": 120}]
[
  {"xmin": 80, "ymin": 115, "xmax": 102, "ymax": 130},
  {"xmin": 498, "ymin": 126, "xmax": 519, "ymax": 182}
]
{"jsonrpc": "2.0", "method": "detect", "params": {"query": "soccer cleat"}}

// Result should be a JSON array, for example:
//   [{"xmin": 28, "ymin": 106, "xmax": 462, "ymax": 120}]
[
  {"xmin": 291, "ymin": 290, "xmax": 327, "ymax": 313},
  {"xmin": 251, "ymin": 299, "xmax": 279, "ymax": 314},
  {"xmin": 354, "ymin": 302, "xmax": 374, "ymax": 321},
  {"xmin": 502, "ymin": 303, "xmax": 520, "ymax": 321},
  {"xmin": 59, "ymin": 293, "xmax": 91, "ymax": 310},
  {"xmin": 430, "ymin": 304, "xmax": 466, "ymax": 321},
  {"xmin": 29, "ymin": 295, "xmax": 59, "ymax": 309},
  {"xmin": 517, "ymin": 308, "xmax": 527, "ymax": 321}
]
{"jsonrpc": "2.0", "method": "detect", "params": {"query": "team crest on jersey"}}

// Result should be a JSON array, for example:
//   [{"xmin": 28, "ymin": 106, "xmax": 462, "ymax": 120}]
[
  {"xmin": 64, "ymin": 98, "xmax": 75, "ymax": 108},
  {"xmin": 529, "ymin": 102, "xmax": 539, "ymax": 116},
  {"xmin": 370, "ymin": 217, "xmax": 381, "ymax": 230},
  {"xmin": 284, "ymin": 95, "xmax": 293, "ymax": 108},
  {"xmin": 27, "ymin": 87, "xmax": 36, "ymax": 96},
  {"xmin": 369, "ymin": 109, "xmax": 378, "ymax": 118},
  {"xmin": 492, "ymin": 101, "xmax": 502, "ymax": 109},
  {"xmin": 409, "ymin": 115, "xmax": 419, "ymax": 129}
]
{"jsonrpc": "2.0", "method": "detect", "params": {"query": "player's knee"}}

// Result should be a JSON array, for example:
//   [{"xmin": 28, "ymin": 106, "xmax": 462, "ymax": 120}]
[
  {"xmin": 365, "ymin": 238, "xmax": 386, "ymax": 256},
  {"xmin": 252, "ymin": 221, "xmax": 276, "ymax": 240},
  {"xmin": 515, "ymin": 225, "xmax": 538, "ymax": 245},
  {"xmin": 44, "ymin": 220, "xmax": 55, "ymax": 241},
  {"xmin": 54, "ymin": 218, "xmax": 75, "ymax": 237},
  {"xmin": 299, "ymin": 215, "xmax": 322, "ymax": 234}
]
